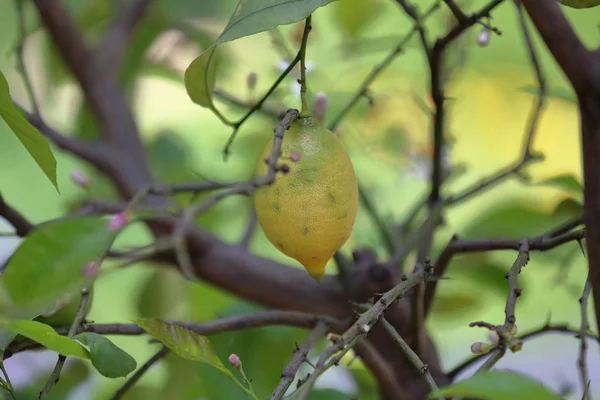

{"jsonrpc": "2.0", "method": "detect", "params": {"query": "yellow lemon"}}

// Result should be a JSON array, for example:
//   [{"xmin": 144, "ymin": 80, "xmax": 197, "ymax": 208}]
[{"xmin": 254, "ymin": 116, "xmax": 359, "ymax": 281}]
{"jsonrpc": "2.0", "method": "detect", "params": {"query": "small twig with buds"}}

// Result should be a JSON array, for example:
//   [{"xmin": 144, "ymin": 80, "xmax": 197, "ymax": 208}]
[
  {"xmin": 228, "ymin": 354, "xmax": 259, "ymax": 400},
  {"xmin": 466, "ymin": 240, "xmax": 529, "ymax": 373}
]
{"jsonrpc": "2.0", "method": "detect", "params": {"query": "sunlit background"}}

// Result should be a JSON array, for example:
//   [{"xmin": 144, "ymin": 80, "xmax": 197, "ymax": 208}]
[{"xmin": 0, "ymin": 0, "xmax": 598, "ymax": 399}]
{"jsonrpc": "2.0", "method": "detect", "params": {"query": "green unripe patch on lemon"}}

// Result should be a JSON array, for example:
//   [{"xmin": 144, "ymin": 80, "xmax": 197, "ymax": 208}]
[{"xmin": 254, "ymin": 117, "xmax": 359, "ymax": 281}]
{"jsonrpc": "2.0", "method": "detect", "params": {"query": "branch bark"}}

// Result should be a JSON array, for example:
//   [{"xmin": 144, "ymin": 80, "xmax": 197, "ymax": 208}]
[
  {"xmin": 0, "ymin": 194, "xmax": 34, "ymax": 236},
  {"xmin": 520, "ymin": 0, "xmax": 600, "ymax": 341}
]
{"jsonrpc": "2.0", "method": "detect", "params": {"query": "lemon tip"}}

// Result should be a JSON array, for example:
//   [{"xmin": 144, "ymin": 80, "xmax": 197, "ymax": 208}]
[{"xmin": 309, "ymin": 271, "xmax": 325, "ymax": 282}]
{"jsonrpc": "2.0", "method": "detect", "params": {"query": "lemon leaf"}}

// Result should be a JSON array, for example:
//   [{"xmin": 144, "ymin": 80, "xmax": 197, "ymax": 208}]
[
  {"xmin": 557, "ymin": 0, "xmax": 600, "ymax": 8},
  {"xmin": 184, "ymin": 46, "xmax": 218, "ymax": 109},
  {"xmin": 0, "ymin": 70, "xmax": 58, "ymax": 191},
  {"xmin": 215, "ymin": 0, "xmax": 338, "ymax": 45}
]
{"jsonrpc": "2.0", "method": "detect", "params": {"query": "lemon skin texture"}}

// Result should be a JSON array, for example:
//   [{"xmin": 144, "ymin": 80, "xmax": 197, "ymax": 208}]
[{"xmin": 254, "ymin": 117, "xmax": 358, "ymax": 281}]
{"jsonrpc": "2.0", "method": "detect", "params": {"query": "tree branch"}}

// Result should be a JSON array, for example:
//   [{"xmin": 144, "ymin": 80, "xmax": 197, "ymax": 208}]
[
  {"xmin": 96, "ymin": 0, "xmax": 154, "ymax": 79},
  {"xmin": 33, "ymin": 0, "xmax": 155, "ymax": 199},
  {"xmin": 429, "ymin": 0, "xmax": 505, "ymax": 203},
  {"xmin": 5, "ymin": 311, "xmax": 345, "ymax": 358},
  {"xmin": 520, "ymin": 0, "xmax": 600, "ymax": 352},
  {"xmin": 424, "ymin": 226, "xmax": 585, "ymax": 316},
  {"xmin": 520, "ymin": 0, "xmax": 599, "ymax": 93},
  {"xmin": 0, "ymin": 194, "xmax": 34, "ymax": 236}
]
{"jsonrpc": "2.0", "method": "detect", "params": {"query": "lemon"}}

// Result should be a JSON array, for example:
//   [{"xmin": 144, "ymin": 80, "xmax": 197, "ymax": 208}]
[{"xmin": 254, "ymin": 116, "xmax": 359, "ymax": 281}]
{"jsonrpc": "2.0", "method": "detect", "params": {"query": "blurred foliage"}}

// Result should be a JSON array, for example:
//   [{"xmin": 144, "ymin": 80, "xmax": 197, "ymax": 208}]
[{"xmin": 0, "ymin": 0, "xmax": 598, "ymax": 399}]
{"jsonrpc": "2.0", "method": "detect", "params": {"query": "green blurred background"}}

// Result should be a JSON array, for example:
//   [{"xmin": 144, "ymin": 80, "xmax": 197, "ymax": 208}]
[{"xmin": 0, "ymin": 0, "xmax": 598, "ymax": 399}]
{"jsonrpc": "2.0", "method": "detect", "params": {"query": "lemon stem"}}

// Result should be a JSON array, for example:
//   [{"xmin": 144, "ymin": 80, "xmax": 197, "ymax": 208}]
[{"xmin": 299, "ymin": 15, "xmax": 312, "ymax": 118}]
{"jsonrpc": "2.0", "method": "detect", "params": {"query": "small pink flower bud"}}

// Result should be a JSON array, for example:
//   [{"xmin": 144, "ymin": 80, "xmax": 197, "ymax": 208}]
[
  {"xmin": 470, "ymin": 342, "xmax": 493, "ymax": 355},
  {"xmin": 313, "ymin": 92, "xmax": 327, "ymax": 121},
  {"xmin": 82, "ymin": 261, "xmax": 99, "ymax": 278},
  {"xmin": 228, "ymin": 354, "xmax": 241, "ymax": 369},
  {"xmin": 291, "ymin": 152, "xmax": 301, "ymax": 162},
  {"xmin": 70, "ymin": 169, "xmax": 90, "ymax": 188},
  {"xmin": 108, "ymin": 212, "xmax": 129, "ymax": 231},
  {"xmin": 477, "ymin": 28, "xmax": 491, "ymax": 47},
  {"xmin": 247, "ymin": 72, "xmax": 257, "ymax": 90}
]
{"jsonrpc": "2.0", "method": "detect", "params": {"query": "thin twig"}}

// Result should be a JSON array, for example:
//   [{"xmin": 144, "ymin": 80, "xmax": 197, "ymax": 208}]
[
  {"xmin": 448, "ymin": 323, "xmax": 600, "ymax": 379},
  {"xmin": 7, "ymin": 311, "xmax": 345, "ymax": 358},
  {"xmin": 386, "ymin": 201, "xmax": 443, "ymax": 269},
  {"xmin": 475, "ymin": 348, "xmax": 504, "ymax": 372},
  {"xmin": 14, "ymin": 0, "xmax": 40, "ymax": 116},
  {"xmin": 269, "ymin": 321, "xmax": 328, "ymax": 400},
  {"xmin": 578, "ymin": 274, "xmax": 593, "ymax": 400},
  {"xmin": 380, "ymin": 318, "xmax": 442, "ymax": 398},
  {"xmin": 298, "ymin": 15, "xmax": 312, "ymax": 117},
  {"xmin": 39, "ymin": 289, "xmax": 91, "ymax": 398},
  {"xmin": 446, "ymin": 0, "xmax": 545, "ymax": 206},
  {"xmin": 358, "ymin": 183, "xmax": 396, "ymax": 255},
  {"xmin": 222, "ymin": 59, "xmax": 299, "ymax": 157},
  {"xmin": 213, "ymin": 88, "xmax": 282, "ymax": 119},
  {"xmin": 328, "ymin": 1, "xmax": 441, "ymax": 132},
  {"xmin": 423, "ymin": 225, "xmax": 584, "ymax": 317},
  {"xmin": 429, "ymin": 0, "xmax": 506, "ymax": 203},
  {"xmin": 239, "ymin": 205, "xmax": 258, "ymax": 248},
  {"xmin": 0, "ymin": 363, "xmax": 17, "ymax": 400},
  {"xmin": 503, "ymin": 241, "xmax": 530, "ymax": 330},
  {"xmin": 111, "ymin": 346, "xmax": 169, "ymax": 400}
]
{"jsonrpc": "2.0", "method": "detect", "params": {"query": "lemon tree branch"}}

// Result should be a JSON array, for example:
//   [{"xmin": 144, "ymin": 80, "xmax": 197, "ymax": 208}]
[{"xmin": 5, "ymin": 311, "xmax": 345, "ymax": 358}]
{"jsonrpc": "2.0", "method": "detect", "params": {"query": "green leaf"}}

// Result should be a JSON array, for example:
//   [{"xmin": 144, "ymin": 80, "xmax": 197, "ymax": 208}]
[
  {"xmin": 184, "ymin": 46, "xmax": 218, "ymax": 108},
  {"xmin": 0, "ymin": 216, "xmax": 118, "ymax": 318},
  {"xmin": 215, "ymin": 0, "xmax": 338, "ymax": 45},
  {"xmin": 557, "ymin": 0, "xmax": 600, "ymax": 8},
  {"xmin": 332, "ymin": 0, "xmax": 383, "ymax": 36},
  {"xmin": 518, "ymin": 85, "xmax": 577, "ymax": 103},
  {"xmin": 0, "ymin": 70, "xmax": 58, "ymax": 191},
  {"xmin": 73, "ymin": 332, "xmax": 137, "ymax": 378},
  {"xmin": 553, "ymin": 197, "xmax": 583, "ymax": 220},
  {"xmin": 134, "ymin": 317, "xmax": 233, "ymax": 378},
  {"xmin": 0, "ymin": 319, "xmax": 89, "ymax": 359},
  {"xmin": 428, "ymin": 370, "xmax": 562, "ymax": 400},
  {"xmin": 532, "ymin": 174, "xmax": 583, "ymax": 195},
  {"xmin": 462, "ymin": 203, "xmax": 556, "ymax": 239}
]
